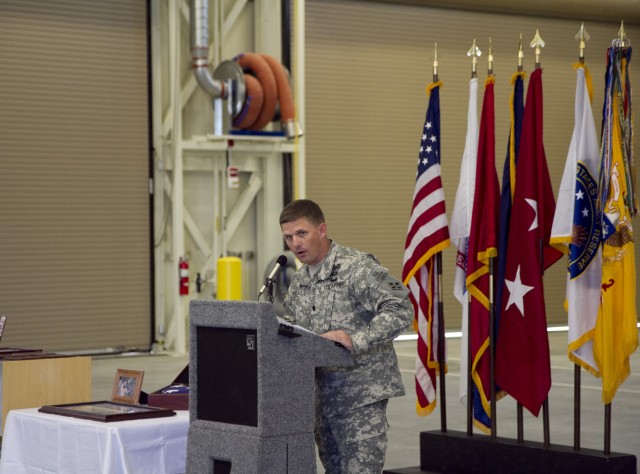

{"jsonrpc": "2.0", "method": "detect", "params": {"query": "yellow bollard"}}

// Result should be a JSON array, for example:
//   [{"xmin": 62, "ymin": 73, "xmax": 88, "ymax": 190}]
[{"xmin": 216, "ymin": 257, "xmax": 242, "ymax": 300}]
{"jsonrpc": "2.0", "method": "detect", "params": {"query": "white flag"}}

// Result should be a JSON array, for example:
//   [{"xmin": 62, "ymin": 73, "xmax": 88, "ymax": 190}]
[
  {"xmin": 550, "ymin": 65, "xmax": 602, "ymax": 374},
  {"xmin": 449, "ymin": 78, "xmax": 478, "ymax": 404}
]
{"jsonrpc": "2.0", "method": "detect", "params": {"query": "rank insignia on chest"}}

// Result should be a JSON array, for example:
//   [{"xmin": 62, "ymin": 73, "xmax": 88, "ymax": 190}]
[{"xmin": 329, "ymin": 264, "xmax": 340, "ymax": 279}]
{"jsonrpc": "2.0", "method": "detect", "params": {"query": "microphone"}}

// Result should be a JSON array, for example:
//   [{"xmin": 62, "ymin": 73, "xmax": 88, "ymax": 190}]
[{"xmin": 258, "ymin": 255, "xmax": 288, "ymax": 297}]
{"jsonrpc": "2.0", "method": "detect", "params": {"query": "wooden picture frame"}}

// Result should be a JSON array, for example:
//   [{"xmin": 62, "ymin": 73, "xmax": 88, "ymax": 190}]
[
  {"xmin": 39, "ymin": 401, "xmax": 175, "ymax": 422},
  {"xmin": 111, "ymin": 369, "xmax": 144, "ymax": 404}
]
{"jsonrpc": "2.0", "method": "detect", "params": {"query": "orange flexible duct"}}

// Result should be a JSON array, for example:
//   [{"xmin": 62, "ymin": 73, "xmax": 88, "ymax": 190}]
[
  {"xmin": 233, "ymin": 53, "xmax": 277, "ymax": 130},
  {"xmin": 260, "ymin": 54, "xmax": 296, "ymax": 131},
  {"xmin": 232, "ymin": 74, "xmax": 264, "ymax": 130}
]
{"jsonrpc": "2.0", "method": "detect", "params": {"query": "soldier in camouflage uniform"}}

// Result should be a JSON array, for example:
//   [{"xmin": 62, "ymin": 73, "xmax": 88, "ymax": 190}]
[{"xmin": 280, "ymin": 199, "xmax": 413, "ymax": 473}]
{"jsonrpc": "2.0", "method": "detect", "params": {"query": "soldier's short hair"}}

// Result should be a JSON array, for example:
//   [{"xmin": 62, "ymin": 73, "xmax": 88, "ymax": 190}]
[{"xmin": 279, "ymin": 199, "xmax": 325, "ymax": 226}]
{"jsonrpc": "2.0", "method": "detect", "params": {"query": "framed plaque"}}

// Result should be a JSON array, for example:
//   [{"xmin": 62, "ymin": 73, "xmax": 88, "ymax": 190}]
[
  {"xmin": 38, "ymin": 401, "xmax": 176, "ymax": 422},
  {"xmin": 0, "ymin": 348, "xmax": 42, "ymax": 357},
  {"xmin": 2, "ymin": 352, "xmax": 68, "ymax": 360}
]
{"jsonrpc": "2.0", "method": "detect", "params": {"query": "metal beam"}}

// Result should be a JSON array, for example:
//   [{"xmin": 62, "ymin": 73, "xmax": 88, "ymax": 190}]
[{"xmin": 224, "ymin": 173, "xmax": 263, "ymax": 246}]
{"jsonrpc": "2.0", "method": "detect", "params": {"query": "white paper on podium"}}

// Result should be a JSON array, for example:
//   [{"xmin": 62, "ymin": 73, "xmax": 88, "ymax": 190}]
[{"xmin": 276, "ymin": 316, "xmax": 317, "ymax": 336}]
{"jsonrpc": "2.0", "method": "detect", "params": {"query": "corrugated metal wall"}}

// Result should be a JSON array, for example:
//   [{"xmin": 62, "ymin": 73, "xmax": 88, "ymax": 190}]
[
  {"xmin": 0, "ymin": 0, "xmax": 151, "ymax": 351},
  {"xmin": 305, "ymin": 0, "xmax": 639, "ymax": 328}
]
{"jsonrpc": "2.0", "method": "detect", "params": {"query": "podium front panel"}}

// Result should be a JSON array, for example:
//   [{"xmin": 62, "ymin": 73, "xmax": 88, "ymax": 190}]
[{"xmin": 196, "ymin": 326, "xmax": 258, "ymax": 427}]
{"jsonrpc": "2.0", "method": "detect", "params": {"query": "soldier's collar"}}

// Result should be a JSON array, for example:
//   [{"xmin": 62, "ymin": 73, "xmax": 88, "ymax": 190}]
[{"xmin": 315, "ymin": 241, "xmax": 340, "ymax": 280}]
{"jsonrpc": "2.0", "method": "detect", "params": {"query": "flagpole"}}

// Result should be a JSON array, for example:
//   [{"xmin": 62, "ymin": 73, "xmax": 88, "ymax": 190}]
[
  {"xmin": 465, "ymin": 39, "xmax": 481, "ymax": 436},
  {"xmin": 487, "ymin": 37, "xmax": 498, "ymax": 441},
  {"xmin": 531, "ymin": 29, "xmax": 545, "ymax": 70},
  {"xmin": 437, "ymin": 254, "xmax": 447, "ymax": 433},
  {"xmin": 514, "ymin": 30, "xmax": 552, "ymax": 447},
  {"xmin": 533, "ymin": 30, "xmax": 551, "ymax": 447},
  {"xmin": 572, "ymin": 22, "xmax": 590, "ymax": 452},
  {"xmin": 576, "ymin": 22, "xmax": 588, "ymax": 64},
  {"xmin": 432, "ymin": 43, "xmax": 448, "ymax": 433},
  {"xmin": 469, "ymin": 38, "xmax": 480, "ymax": 79},
  {"xmin": 616, "ymin": 21, "xmax": 638, "ymax": 216},
  {"xmin": 604, "ymin": 404, "xmax": 611, "ymax": 455},
  {"xmin": 515, "ymin": 33, "xmax": 526, "ymax": 444},
  {"xmin": 466, "ymin": 291, "xmax": 473, "ymax": 436},
  {"xmin": 602, "ymin": 21, "xmax": 630, "ymax": 456},
  {"xmin": 506, "ymin": 41, "xmax": 523, "ymax": 442},
  {"xmin": 518, "ymin": 33, "xmax": 524, "ymax": 73},
  {"xmin": 617, "ymin": 20, "xmax": 628, "ymax": 48},
  {"xmin": 433, "ymin": 42, "xmax": 439, "ymax": 83},
  {"xmin": 575, "ymin": 365, "xmax": 581, "ymax": 449},
  {"xmin": 540, "ymin": 241, "xmax": 550, "ymax": 448}
]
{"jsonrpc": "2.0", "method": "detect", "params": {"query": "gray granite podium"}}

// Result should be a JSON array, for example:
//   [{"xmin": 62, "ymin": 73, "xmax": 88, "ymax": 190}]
[{"xmin": 185, "ymin": 300, "xmax": 353, "ymax": 474}]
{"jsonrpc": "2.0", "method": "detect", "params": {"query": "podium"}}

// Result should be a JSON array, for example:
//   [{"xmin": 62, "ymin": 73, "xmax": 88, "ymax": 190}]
[{"xmin": 185, "ymin": 300, "xmax": 353, "ymax": 474}]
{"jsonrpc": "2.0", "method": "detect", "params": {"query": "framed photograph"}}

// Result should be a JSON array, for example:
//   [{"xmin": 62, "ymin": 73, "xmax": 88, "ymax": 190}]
[
  {"xmin": 39, "ymin": 401, "xmax": 175, "ymax": 422},
  {"xmin": 111, "ymin": 369, "xmax": 144, "ymax": 404}
]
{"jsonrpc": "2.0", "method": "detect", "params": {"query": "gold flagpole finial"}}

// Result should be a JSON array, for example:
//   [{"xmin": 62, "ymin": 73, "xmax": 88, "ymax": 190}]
[
  {"xmin": 575, "ymin": 22, "xmax": 590, "ymax": 63},
  {"xmin": 433, "ymin": 42, "xmax": 439, "ymax": 82},
  {"xmin": 518, "ymin": 33, "xmax": 524, "ymax": 72},
  {"xmin": 617, "ymin": 21, "xmax": 629, "ymax": 48},
  {"xmin": 530, "ymin": 29, "xmax": 545, "ymax": 70},
  {"xmin": 488, "ymin": 37, "xmax": 494, "ymax": 76},
  {"xmin": 467, "ymin": 38, "xmax": 481, "ymax": 79}
]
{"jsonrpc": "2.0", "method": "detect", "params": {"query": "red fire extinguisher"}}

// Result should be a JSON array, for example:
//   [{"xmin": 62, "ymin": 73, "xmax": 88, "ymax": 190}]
[{"xmin": 179, "ymin": 257, "xmax": 189, "ymax": 296}]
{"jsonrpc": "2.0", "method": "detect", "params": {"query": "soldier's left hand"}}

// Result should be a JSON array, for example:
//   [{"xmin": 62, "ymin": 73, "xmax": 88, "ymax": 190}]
[{"xmin": 320, "ymin": 330, "xmax": 354, "ymax": 351}]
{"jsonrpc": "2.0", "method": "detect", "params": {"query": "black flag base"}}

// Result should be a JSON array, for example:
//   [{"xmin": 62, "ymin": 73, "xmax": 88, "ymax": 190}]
[{"xmin": 384, "ymin": 430, "xmax": 636, "ymax": 474}]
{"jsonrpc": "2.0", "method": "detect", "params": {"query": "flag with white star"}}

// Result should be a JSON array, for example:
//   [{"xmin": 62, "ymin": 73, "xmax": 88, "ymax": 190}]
[
  {"xmin": 550, "ymin": 64, "xmax": 602, "ymax": 376},
  {"xmin": 402, "ymin": 80, "xmax": 450, "ymax": 416},
  {"xmin": 494, "ymin": 68, "xmax": 562, "ymax": 417}
]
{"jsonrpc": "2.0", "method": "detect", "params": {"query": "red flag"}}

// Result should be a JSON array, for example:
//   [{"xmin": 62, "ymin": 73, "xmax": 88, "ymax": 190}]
[
  {"xmin": 466, "ymin": 77, "xmax": 499, "ymax": 432},
  {"xmin": 494, "ymin": 69, "xmax": 562, "ymax": 416}
]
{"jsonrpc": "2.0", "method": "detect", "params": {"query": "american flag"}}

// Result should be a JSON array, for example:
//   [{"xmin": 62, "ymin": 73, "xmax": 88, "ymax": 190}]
[{"xmin": 402, "ymin": 81, "xmax": 450, "ymax": 415}]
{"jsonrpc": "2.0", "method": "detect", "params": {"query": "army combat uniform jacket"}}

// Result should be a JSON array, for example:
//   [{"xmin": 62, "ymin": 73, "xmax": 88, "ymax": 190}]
[{"xmin": 283, "ymin": 241, "xmax": 414, "ymax": 418}]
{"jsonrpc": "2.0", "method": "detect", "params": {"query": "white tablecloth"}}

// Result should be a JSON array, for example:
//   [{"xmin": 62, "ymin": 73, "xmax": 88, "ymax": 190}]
[{"xmin": 0, "ymin": 408, "xmax": 189, "ymax": 474}]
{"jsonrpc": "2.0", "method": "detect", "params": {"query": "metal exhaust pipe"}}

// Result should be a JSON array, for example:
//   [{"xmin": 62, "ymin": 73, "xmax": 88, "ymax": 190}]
[{"xmin": 190, "ymin": 0, "xmax": 224, "ymax": 99}]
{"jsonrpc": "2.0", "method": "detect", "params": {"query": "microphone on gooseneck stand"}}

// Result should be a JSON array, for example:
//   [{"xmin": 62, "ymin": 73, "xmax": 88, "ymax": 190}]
[{"xmin": 258, "ymin": 255, "xmax": 288, "ymax": 299}]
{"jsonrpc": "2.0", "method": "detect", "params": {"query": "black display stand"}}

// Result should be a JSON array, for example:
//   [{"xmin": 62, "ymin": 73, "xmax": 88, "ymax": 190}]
[
  {"xmin": 185, "ymin": 300, "xmax": 353, "ymax": 474},
  {"xmin": 384, "ymin": 430, "xmax": 637, "ymax": 474}
]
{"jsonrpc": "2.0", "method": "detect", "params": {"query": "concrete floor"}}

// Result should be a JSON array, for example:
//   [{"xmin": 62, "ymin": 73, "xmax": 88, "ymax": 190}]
[{"xmin": 91, "ymin": 331, "xmax": 640, "ymax": 472}]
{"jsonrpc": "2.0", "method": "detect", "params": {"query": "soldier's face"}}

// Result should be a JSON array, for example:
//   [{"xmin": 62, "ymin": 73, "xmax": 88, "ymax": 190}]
[{"xmin": 281, "ymin": 217, "xmax": 329, "ymax": 266}]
